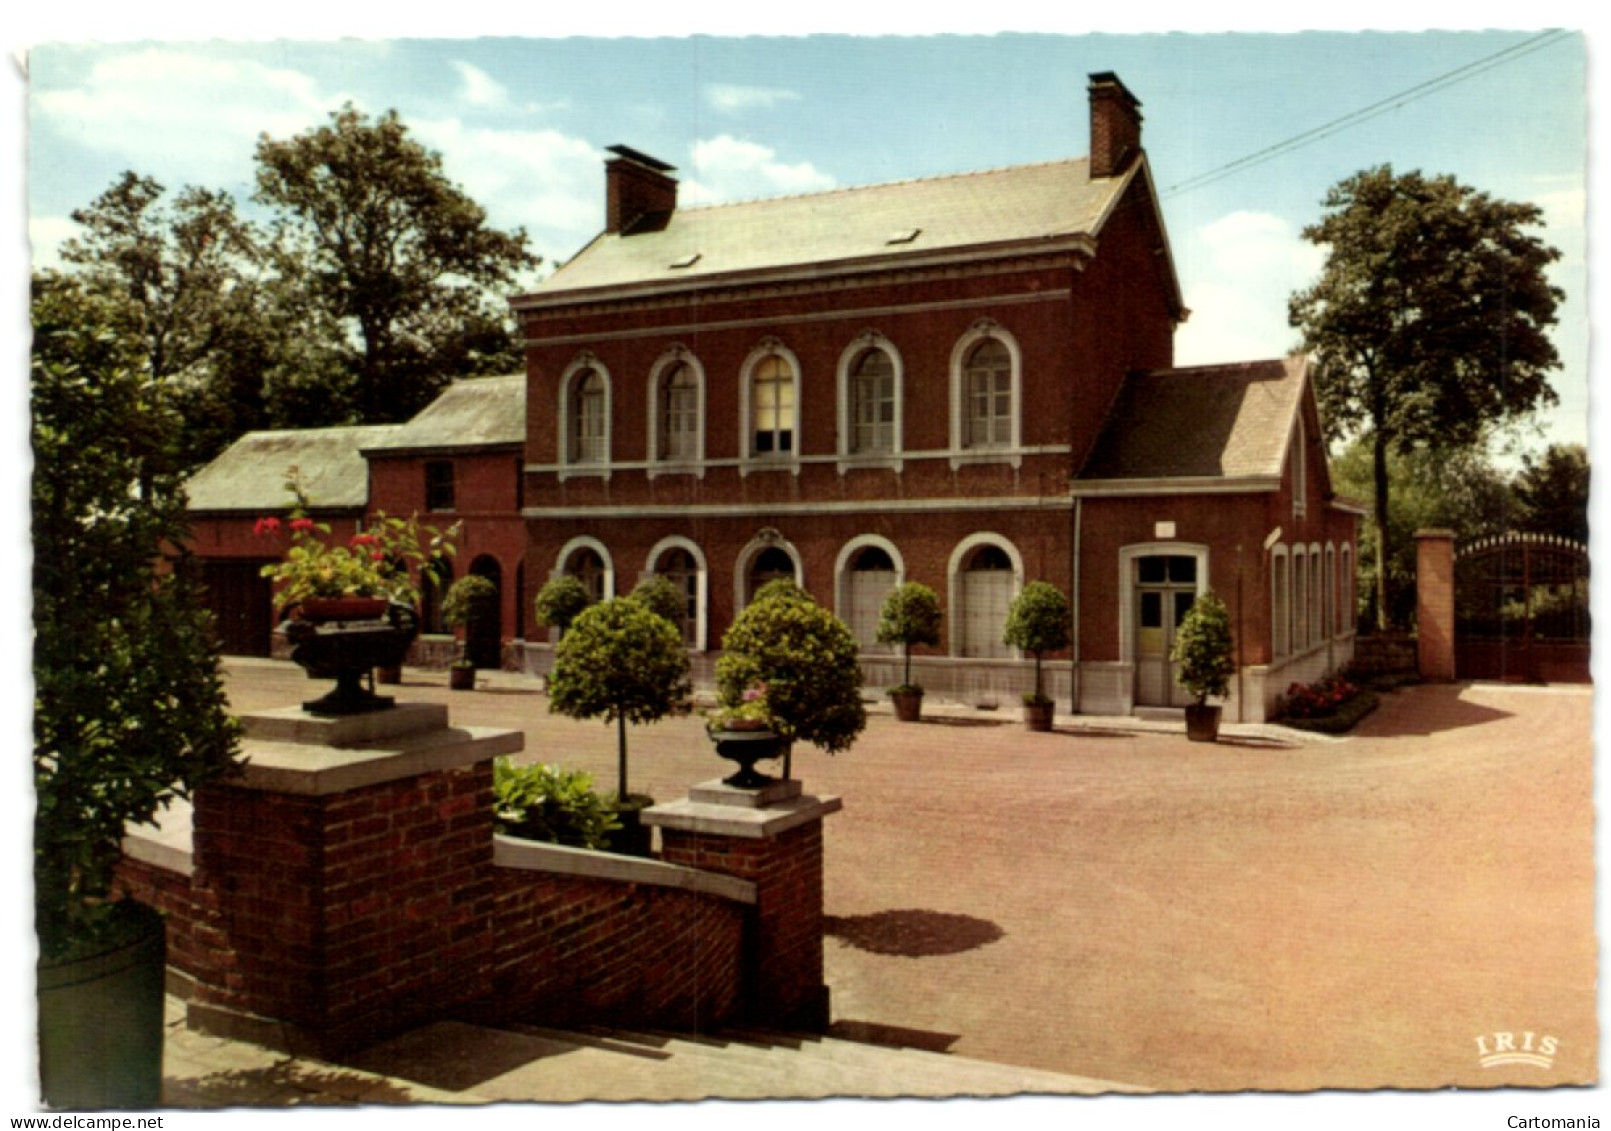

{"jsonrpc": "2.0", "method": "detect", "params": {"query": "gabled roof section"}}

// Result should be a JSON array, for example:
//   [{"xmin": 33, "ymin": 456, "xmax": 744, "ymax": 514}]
[
  {"xmin": 185, "ymin": 425, "xmax": 400, "ymax": 513},
  {"xmin": 517, "ymin": 156, "xmax": 1133, "ymax": 304},
  {"xmin": 361, "ymin": 374, "xmax": 526, "ymax": 455},
  {"xmin": 1076, "ymin": 356, "xmax": 1309, "ymax": 487}
]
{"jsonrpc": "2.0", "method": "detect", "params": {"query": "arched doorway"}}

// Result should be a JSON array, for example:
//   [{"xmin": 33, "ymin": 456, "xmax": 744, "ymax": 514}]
[
  {"xmin": 466, "ymin": 555, "xmax": 503, "ymax": 669},
  {"xmin": 844, "ymin": 545, "xmax": 897, "ymax": 653},
  {"xmin": 958, "ymin": 544, "xmax": 1014, "ymax": 658}
]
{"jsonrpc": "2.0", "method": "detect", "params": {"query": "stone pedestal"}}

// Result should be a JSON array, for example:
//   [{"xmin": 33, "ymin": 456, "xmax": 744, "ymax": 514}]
[
  {"xmin": 184, "ymin": 702, "xmax": 523, "ymax": 1056},
  {"xmin": 645, "ymin": 778, "xmax": 841, "ymax": 1031}
]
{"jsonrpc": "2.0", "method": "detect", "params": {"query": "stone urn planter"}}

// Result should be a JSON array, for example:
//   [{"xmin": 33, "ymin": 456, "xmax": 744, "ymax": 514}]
[
  {"xmin": 282, "ymin": 602, "xmax": 419, "ymax": 715},
  {"xmin": 710, "ymin": 727, "xmax": 790, "ymax": 788}
]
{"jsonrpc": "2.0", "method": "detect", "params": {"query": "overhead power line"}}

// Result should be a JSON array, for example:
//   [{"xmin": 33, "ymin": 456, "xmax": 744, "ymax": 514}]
[{"xmin": 1161, "ymin": 29, "xmax": 1574, "ymax": 199}]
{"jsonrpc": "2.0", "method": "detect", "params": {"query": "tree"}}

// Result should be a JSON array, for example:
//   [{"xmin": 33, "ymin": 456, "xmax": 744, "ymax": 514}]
[
  {"xmin": 1513, "ymin": 443, "xmax": 1589, "ymax": 544},
  {"xmin": 59, "ymin": 172, "xmax": 270, "ymax": 472},
  {"xmin": 1290, "ymin": 165, "xmax": 1563, "ymax": 629},
  {"xmin": 547, "ymin": 598, "xmax": 690, "ymax": 803},
  {"xmin": 716, "ymin": 580, "xmax": 866, "ymax": 763},
  {"xmin": 1170, "ymin": 592, "xmax": 1235, "ymax": 706},
  {"xmin": 32, "ymin": 273, "xmax": 242, "ymax": 959},
  {"xmin": 876, "ymin": 582, "xmax": 942, "ymax": 693},
  {"xmin": 630, "ymin": 575, "xmax": 687, "ymax": 628},
  {"xmin": 534, "ymin": 575, "xmax": 591, "ymax": 639},
  {"xmin": 1002, "ymin": 580, "xmax": 1071, "ymax": 706},
  {"xmin": 1331, "ymin": 438, "xmax": 1515, "ymax": 628},
  {"xmin": 254, "ymin": 104, "xmax": 539, "ymax": 424}
]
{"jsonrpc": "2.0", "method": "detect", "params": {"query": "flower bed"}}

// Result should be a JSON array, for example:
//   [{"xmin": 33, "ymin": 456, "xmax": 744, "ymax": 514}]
[{"xmin": 1278, "ymin": 673, "xmax": 1380, "ymax": 735}]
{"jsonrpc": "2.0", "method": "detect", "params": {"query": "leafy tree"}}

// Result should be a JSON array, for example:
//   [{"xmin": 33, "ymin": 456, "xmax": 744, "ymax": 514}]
[
  {"xmin": 876, "ymin": 581, "xmax": 942, "ymax": 693},
  {"xmin": 1513, "ymin": 443, "xmax": 1589, "ymax": 544},
  {"xmin": 59, "ymin": 172, "xmax": 270, "ymax": 472},
  {"xmin": 547, "ymin": 598, "xmax": 690, "ymax": 802},
  {"xmin": 630, "ymin": 575, "xmax": 687, "ymax": 627},
  {"xmin": 1290, "ymin": 165, "xmax": 1563, "ymax": 629},
  {"xmin": 442, "ymin": 574, "xmax": 501, "ymax": 669},
  {"xmin": 1002, "ymin": 580, "xmax": 1071, "ymax": 706},
  {"xmin": 1331, "ymin": 438, "xmax": 1515, "ymax": 628},
  {"xmin": 716, "ymin": 580, "xmax": 866, "ymax": 762},
  {"xmin": 32, "ymin": 273, "xmax": 242, "ymax": 959},
  {"xmin": 534, "ymin": 575, "xmax": 591, "ymax": 638},
  {"xmin": 254, "ymin": 104, "xmax": 539, "ymax": 424}
]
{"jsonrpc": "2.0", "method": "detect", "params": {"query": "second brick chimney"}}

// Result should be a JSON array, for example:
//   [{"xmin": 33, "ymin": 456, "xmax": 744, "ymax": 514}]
[
  {"xmin": 1088, "ymin": 72, "xmax": 1143, "ymax": 179},
  {"xmin": 606, "ymin": 145, "xmax": 678, "ymax": 235}
]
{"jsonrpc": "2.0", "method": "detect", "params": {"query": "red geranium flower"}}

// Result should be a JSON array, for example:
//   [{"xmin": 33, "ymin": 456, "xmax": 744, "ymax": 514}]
[
  {"xmin": 290, "ymin": 517, "xmax": 316, "ymax": 533},
  {"xmin": 253, "ymin": 517, "xmax": 281, "ymax": 537}
]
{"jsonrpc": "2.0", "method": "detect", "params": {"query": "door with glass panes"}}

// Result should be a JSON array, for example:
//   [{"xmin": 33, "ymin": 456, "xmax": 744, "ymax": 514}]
[{"xmin": 1134, "ymin": 554, "xmax": 1199, "ymax": 707}]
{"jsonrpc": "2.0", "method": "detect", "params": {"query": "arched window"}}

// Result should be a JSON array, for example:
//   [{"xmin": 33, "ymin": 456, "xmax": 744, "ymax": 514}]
[
  {"xmin": 1341, "ymin": 543, "xmax": 1355, "ymax": 635},
  {"xmin": 752, "ymin": 355, "xmax": 796, "ymax": 456},
  {"xmin": 964, "ymin": 339, "xmax": 1013, "ymax": 450},
  {"xmin": 569, "ymin": 368, "xmax": 607, "ymax": 465},
  {"xmin": 956, "ymin": 542, "xmax": 1016, "ymax": 658},
  {"xmin": 654, "ymin": 546, "xmax": 701, "ymax": 647},
  {"xmin": 849, "ymin": 348, "xmax": 896, "ymax": 455},
  {"xmin": 566, "ymin": 546, "xmax": 608, "ymax": 605},
  {"xmin": 748, "ymin": 546, "xmax": 797, "ymax": 602},
  {"xmin": 658, "ymin": 361, "xmax": 699, "ymax": 462},
  {"xmin": 844, "ymin": 544, "xmax": 898, "ymax": 653},
  {"xmin": 1292, "ymin": 551, "xmax": 1308, "ymax": 652},
  {"xmin": 1271, "ymin": 545, "xmax": 1290, "ymax": 659}
]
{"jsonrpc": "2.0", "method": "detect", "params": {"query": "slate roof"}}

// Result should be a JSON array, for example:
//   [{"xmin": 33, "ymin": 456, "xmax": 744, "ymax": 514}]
[
  {"xmin": 521, "ymin": 157, "xmax": 1136, "ymax": 301},
  {"xmin": 1077, "ymin": 356, "xmax": 1308, "ymax": 485},
  {"xmin": 185, "ymin": 425, "xmax": 401, "ymax": 513},
  {"xmin": 360, "ymin": 374, "xmax": 525, "ymax": 455}
]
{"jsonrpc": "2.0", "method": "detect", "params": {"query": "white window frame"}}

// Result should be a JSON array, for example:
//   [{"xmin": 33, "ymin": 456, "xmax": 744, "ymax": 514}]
[
  {"xmin": 558, "ymin": 354, "xmax": 611, "ymax": 481},
  {"xmin": 949, "ymin": 321, "xmax": 1023, "ymax": 469},
  {"xmin": 646, "ymin": 347, "xmax": 706, "ymax": 477},
  {"xmin": 836, "ymin": 333, "xmax": 904, "ymax": 472},
  {"xmin": 739, "ymin": 339, "xmax": 803, "ymax": 474}
]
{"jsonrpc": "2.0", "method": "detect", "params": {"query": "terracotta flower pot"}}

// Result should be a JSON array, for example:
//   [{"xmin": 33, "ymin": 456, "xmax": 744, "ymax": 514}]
[
  {"xmin": 1023, "ymin": 698, "xmax": 1054, "ymax": 732},
  {"xmin": 890, "ymin": 689, "xmax": 924, "ymax": 723},
  {"xmin": 1185, "ymin": 703, "xmax": 1222, "ymax": 743}
]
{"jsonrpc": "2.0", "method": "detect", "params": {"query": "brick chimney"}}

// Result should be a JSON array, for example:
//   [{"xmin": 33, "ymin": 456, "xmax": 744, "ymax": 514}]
[
  {"xmin": 606, "ymin": 145, "xmax": 678, "ymax": 235},
  {"xmin": 1088, "ymin": 72, "xmax": 1143, "ymax": 178}
]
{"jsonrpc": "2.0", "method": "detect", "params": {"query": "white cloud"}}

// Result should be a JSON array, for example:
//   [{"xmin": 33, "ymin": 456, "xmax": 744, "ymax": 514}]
[
  {"xmin": 32, "ymin": 48, "xmax": 342, "ymax": 189},
  {"xmin": 704, "ymin": 84, "xmax": 801, "ymax": 113},
  {"xmin": 1174, "ymin": 210, "xmax": 1324, "ymax": 366},
  {"xmin": 681, "ymin": 135, "xmax": 835, "ymax": 205},
  {"xmin": 450, "ymin": 61, "xmax": 510, "ymax": 110},
  {"xmin": 409, "ymin": 118, "xmax": 602, "ymax": 268},
  {"xmin": 28, "ymin": 216, "xmax": 77, "ymax": 272}
]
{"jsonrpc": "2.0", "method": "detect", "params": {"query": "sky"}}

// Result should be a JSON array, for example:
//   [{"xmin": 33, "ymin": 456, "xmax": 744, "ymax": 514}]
[
  {"xmin": 17, "ymin": 22, "xmax": 1592, "ymax": 458},
  {"xmin": 4, "ymin": 5, "xmax": 1606, "ymax": 1130}
]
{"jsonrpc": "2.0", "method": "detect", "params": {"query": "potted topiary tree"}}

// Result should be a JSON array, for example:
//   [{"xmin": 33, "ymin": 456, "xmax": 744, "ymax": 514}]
[
  {"xmin": 547, "ymin": 597, "xmax": 691, "ymax": 855},
  {"xmin": 1003, "ymin": 580, "xmax": 1071, "ymax": 732},
  {"xmin": 1172, "ymin": 590, "xmax": 1235, "ymax": 742},
  {"xmin": 32, "ymin": 274, "xmax": 244, "ymax": 1108},
  {"xmin": 630, "ymin": 574, "xmax": 687, "ymax": 631},
  {"xmin": 441, "ymin": 574, "xmax": 499, "ymax": 690},
  {"xmin": 876, "ymin": 582, "xmax": 942, "ymax": 722},
  {"xmin": 714, "ymin": 579, "xmax": 866, "ymax": 781},
  {"xmin": 533, "ymin": 574, "xmax": 590, "ymax": 641}
]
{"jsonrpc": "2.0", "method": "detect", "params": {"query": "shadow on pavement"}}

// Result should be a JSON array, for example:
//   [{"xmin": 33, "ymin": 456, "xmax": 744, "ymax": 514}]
[
  {"xmin": 827, "ymin": 1018, "xmax": 961, "ymax": 1054},
  {"xmin": 825, "ymin": 909, "xmax": 1004, "ymax": 957},
  {"xmin": 1353, "ymin": 682, "xmax": 1514, "ymax": 737}
]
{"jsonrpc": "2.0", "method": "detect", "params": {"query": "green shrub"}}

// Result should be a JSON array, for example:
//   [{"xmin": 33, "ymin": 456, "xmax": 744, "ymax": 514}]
[
  {"xmin": 630, "ymin": 574, "xmax": 686, "ymax": 627},
  {"xmin": 1003, "ymin": 580, "xmax": 1071, "ymax": 705},
  {"xmin": 492, "ymin": 759, "xmax": 621, "ymax": 850},
  {"xmin": 442, "ymin": 573, "xmax": 500, "ymax": 668},
  {"xmin": 716, "ymin": 579, "xmax": 865, "ymax": 758},
  {"xmin": 876, "ymin": 581, "xmax": 942, "ymax": 694},
  {"xmin": 1171, "ymin": 591, "xmax": 1235, "ymax": 705},
  {"xmin": 533, "ymin": 575, "xmax": 590, "ymax": 637}
]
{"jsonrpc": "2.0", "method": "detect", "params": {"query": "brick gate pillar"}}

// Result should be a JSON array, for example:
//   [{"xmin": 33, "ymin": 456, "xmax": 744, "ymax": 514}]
[
  {"xmin": 184, "ymin": 702, "xmax": 522, "ymax": 1056},
  {"xmin": 645, "ymin": 778, "xmax": 842, "ymax": 1031},
  {"xmin": 1415, "ymin": 528, "xmax": 1457, "ymax": 681}
]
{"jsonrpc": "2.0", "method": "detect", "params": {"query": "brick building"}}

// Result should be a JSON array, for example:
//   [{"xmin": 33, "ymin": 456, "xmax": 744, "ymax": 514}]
[
  {"xmin": 509, "ymin": 72, "xmax": 1360, "ymax": 720},
  {"xmin": 185, "ymin": 71, "xmax": 1359, "ymax": 720}
]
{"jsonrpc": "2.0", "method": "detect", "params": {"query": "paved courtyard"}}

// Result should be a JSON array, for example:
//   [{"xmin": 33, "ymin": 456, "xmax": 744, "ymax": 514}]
[{"xmin": 222, "ymin": 660, "xmax": 1597, "ymax": 1093}]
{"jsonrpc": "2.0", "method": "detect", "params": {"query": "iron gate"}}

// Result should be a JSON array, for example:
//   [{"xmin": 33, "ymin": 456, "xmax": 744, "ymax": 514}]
[{"xmin": 1455, "ymin": 532, "xmax": 1590, "ymax": 682}]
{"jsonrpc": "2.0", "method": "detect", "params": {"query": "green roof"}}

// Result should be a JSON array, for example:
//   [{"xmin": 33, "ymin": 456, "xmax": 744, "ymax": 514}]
[
  {"xmin": 360, "ymin": 374, "xmax": 525, "ymax": 455},
  {"xmin": 520, "ymin": 156, "xmax": 1134, "ymax": 302},
  {"xmin": 185, "ymin": 425, "xmax": 401, "ymax": 513}
]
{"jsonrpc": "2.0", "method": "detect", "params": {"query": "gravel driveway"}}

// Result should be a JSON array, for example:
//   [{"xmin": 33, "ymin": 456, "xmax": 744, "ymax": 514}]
[{"xmin": 223, "ymin": 662, "xmax": 1597, "ymax": 1092}]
